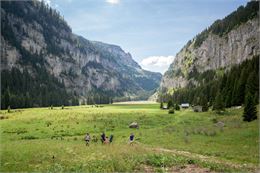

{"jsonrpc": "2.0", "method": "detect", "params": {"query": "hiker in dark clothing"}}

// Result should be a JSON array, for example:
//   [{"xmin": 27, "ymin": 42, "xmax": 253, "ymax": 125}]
[
  {"xmin": 109, "ymin": 134, "xmax": 114, "ymax": 143},
  {"xmin": 101, "ymin": 132, "xmax": 106, "ymax": 144},
  {"xmin": 85, "ymin": 133, "xmax": 91, "ymax": 146},
  {"xmin": 129, "ymin": 133, "xmax": 134, "ymax": 145}
]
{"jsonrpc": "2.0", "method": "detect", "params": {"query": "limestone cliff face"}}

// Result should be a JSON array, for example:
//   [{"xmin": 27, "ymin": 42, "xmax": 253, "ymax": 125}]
[
  {"xmin": 1, "ymin": 1, "xmax": 161, "ymax": 101},
  {"xmin": 161, "ymin": 17, "xmax": 259, "ymax": 92}
]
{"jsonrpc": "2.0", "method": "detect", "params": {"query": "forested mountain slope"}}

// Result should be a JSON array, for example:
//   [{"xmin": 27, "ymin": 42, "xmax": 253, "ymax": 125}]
[
  {"xmin": 159, "ymin": 1, "xmax": 259, "ymax": 107},
  {"xmin": 1, "ymin": 1, "xmax": 161, "ymax": 109}
]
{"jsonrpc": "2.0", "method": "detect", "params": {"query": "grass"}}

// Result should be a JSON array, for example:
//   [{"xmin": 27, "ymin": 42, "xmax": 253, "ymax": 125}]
[{"xmin": 0, "ymin": 104, "xmax": 259, "ymax": 172}]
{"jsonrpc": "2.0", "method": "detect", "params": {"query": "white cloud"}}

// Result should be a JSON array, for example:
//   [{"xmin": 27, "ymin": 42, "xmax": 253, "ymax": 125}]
[
  {"xmin": 140, "ymin": 55, "xmax": 175, "ymax": 74},
  {"xmin": 39, "ymin": 0, "xmax": 59, "ymax": 9},
  {"xmin": 42, "ymin": 0, "xmax": 51, "ymax": 6},
  {"xmin": 106, "ymin": 0, "xmax": 120, "ymax": 5}
]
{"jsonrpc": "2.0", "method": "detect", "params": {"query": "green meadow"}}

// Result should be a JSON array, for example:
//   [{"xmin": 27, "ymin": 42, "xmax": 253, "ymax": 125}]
[{"xmin": 0, "ymin": 104, "xmax": 258, "ymax": 172}]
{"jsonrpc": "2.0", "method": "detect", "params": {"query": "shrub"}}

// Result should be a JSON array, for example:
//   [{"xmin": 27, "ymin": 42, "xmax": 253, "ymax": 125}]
[
  {"xmin": 212, "ymin": 118, "xmax": 218, "ymax": 123},
  {"xmin": 168, "ymin": 108, "xmax": 175, "ymax": 114},
  {"xmin": 175, "ymin": 104, "xmax": 180, "ymax": 110},
  {"xmin": 21, "ymin": 135, "xmax": 38, "ymax": 140}
]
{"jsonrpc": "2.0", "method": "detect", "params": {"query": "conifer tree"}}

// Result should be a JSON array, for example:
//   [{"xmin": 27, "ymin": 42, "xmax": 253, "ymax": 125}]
[
  {"xmin": 245, "ymin": 72, "xmax": 259, "ymax": 105},
  {"xmin": 200, "ymin": 96, "xmax": 208, "ymax": 112},
  {"xmin": 160, "ymin": 102, "xmax": 163, "ymax": 109},
  {"xmin": 213, "ymin": 91, "xmax": 225, "ymax": 113},
  {"xmin": 175, "ymin": 103, "xmax": 180, "ymax": 111},
  {"xmin": 167, "ymin": 100, "xmax": 173, "ymax": 109},
  {"xmin": 243, "ymin": 93, "xmax": 257, "ymax": 122}
]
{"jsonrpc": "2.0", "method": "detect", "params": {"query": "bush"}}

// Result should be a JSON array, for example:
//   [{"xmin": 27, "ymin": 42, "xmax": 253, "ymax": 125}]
[
  {"xmin": 21, "ymin": 135, "xmax": 38, "ymax": 140},
  {"xmin": 168, "ymin": 108, "xmax": 175, "ymax": 114}
]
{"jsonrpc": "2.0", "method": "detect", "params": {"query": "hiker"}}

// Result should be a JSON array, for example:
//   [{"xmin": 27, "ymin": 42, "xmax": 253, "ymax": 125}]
[
  {"xmin": 101, "ymin": 132, "xmax": 106, "ymax": 144},
  {"xmin": 85, "ymin": 133, "xmax": 91, "ymax": 146},
  {"xmin": 92, "ymin": 135, "xmax": 98, "ymax": 143},
  {"xmin": 129, "ymin": 133, "xmax": 134, "ymax": 145},
  {"xmin": 109, "ymin": 134, "xmax": 113, "ymax": 144}
]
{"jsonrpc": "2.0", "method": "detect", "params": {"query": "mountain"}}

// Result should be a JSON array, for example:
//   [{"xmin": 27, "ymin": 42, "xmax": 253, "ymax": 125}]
[
  {"xmin": 159, "ymin": 1, "xmax": 259, "ymax": 102},
  {"xmin": 1, "ymin": 1, "xmax": 161, "ymax": 109}
]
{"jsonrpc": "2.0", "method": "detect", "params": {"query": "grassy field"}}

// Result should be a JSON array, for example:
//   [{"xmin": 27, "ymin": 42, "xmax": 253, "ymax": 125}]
[{"xmin": 0, "ymin": 104, "xmax": 259, "ymax": 172}]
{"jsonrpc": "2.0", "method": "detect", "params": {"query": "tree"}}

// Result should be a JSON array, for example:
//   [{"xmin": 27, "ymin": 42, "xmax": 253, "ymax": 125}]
[
  {"xmin": 243, "ymin": 93, "xmax": 257, "ymax": 122},
  {"xmin": 175, "ymin": 104, "xmax": 180, "ymax": 111},
  {"xmin": 245, "ymin": 72, "xmax": 259, "ymax": 105},
  {"xmin": 160, "ymin": 102, "xmax": 163, "ymax": 109},
  {"xmin": 7, "ymin": 105, "xmax": 11, "ymax": 113},
  {"xmin": 200, "ymin": 96, "xmax": 208, "ymax": 112},
  {"xmin": 167, "ymin": 100, "xmax": 173, "ymax": 109},
  {"xmin": 213, "ymin": 91, "xmax": 225, "ymax": 113},
  {"xmin": 3, "ymin": 88, "xmax": 10, "ymax": 109}
]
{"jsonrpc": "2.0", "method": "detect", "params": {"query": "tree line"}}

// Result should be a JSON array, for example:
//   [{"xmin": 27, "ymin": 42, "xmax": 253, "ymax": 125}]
[
  {"xmin": 159, "ymin": 55, "xmax": 259, "ymax": 120},
  {"xmin": 194, "ymin": 1, "xmax": 258, "ymax": 48}
]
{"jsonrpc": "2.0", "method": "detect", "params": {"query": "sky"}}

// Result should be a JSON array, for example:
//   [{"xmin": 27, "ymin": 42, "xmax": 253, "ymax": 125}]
[{"xmin": 44, "ymin": 0, "xmax": 247, "ymax": 74}]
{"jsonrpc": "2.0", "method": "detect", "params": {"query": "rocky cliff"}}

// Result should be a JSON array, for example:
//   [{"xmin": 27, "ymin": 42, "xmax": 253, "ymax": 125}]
[
  {"xmin": 1, "ymin": 1, "xmax": 161, "ymax": 107},
  {"xmin": 160, "ymin": 1, "xmax": 259, "ymax": 93}
]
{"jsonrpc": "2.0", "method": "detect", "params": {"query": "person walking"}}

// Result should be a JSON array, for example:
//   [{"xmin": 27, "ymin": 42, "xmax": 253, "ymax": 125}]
[
  {"xmin": 85, "ymin": 133, "xmax": 91, "ymax": 146},
  {"xmin": 129, "ymin": 133, "xmax": 134, "ymax": 145},
  {"xmin": 109, "ymin": 134, "xmax": 114, "ymax": 144},
  {"xmin": 101, "ymin": 132, "xmax": 106, "ymax": 144}
]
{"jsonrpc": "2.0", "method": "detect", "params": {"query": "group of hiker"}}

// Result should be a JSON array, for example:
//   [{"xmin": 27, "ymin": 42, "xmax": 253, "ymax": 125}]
[{"xmin": 85, "ymin": 132, "xmax": 134, "ymax": 146}]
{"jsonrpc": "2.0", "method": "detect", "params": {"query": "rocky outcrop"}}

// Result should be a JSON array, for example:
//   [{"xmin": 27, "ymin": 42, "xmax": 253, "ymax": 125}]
[
  {"xmin": 1, "ymin": 1, "xmax": 161, "ymax": 102},
  {"xmin": 161, "ymin": 16, "xmax": 259, "ymax": 92}
]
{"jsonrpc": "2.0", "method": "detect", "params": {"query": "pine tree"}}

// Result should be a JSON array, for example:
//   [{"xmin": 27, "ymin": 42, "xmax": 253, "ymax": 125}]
[
  {"xmin": 200, "ymin": 96, "xmax": 208, "ymax": 112},
  {"xmin": 3, "ymin": 87, "xmax": 10, "ymax": 109},
  {"xmin": 245, "ymin": 72, "xmax": 259, "ymax": 105},
  {"xmin": 213, "ymin": 91, "xmax": 225, "ymax": 113},
  {"xmin": 175, "ymin": 104, "xmax": 180, "ymax": 111},
  {"xmin": 7, "ymin": 105, "xmax": 11, "ymax": 113},
  {"xmin": 160, "ymin": 102, "xmax": 163, "ymax": 109},
  {"xmin": 243, "ymin": 93, "xmax": 257, "ymax": 122},
  {"xmin": 167, "ymin": 100, "xmax": 173, "ymax": 109}
]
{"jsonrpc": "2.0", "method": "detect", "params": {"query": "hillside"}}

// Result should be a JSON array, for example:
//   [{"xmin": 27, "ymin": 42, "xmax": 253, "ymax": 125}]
[
  {"xmin": 159, "ymin": 1, "xmax": 259, "ymax": 106},
  {"xmin": 0, "ymin": 1, "xmax": 162, "ymax": 109}
]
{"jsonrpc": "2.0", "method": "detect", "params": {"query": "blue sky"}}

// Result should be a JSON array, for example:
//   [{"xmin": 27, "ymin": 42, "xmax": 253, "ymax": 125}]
[{"xmin": 45, "ymin": 0, "xmax": 247, "ymax": 74}]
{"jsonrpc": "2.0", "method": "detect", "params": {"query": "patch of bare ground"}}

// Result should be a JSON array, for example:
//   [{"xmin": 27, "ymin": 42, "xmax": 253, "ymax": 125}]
[
  {"xmin": 137, "ymin": 164, "xmax": 214, "ymax": 173},
  {"xmin": 169, "ymin": 164, "xmax": 213, "ymax": 173}
]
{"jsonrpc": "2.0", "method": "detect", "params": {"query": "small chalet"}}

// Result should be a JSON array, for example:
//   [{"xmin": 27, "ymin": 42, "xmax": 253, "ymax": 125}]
[{"xmin": 181, "ymin": 103, "xmax": 189, "ymax": 108}]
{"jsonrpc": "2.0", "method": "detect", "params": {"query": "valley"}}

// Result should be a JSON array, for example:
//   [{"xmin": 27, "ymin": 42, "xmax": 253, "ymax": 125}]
[{"xmin": 0, "ymin": 104, "xmax": 258, "ymax": 172}]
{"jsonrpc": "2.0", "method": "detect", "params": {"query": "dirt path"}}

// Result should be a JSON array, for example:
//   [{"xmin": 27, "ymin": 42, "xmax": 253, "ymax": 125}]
[
  {"xmin": 141, "ymin": 145, "xmax": 258, "ymax": 172},
  {"xmin": 139, "ymin": 164, "xmax": 214, "ymax": 173}
]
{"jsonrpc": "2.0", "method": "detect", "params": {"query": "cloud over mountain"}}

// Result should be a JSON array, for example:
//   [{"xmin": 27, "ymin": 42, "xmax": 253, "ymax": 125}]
[{"xmin": 140, "ymin": 55, "xmax": 175, "ymax": 74}]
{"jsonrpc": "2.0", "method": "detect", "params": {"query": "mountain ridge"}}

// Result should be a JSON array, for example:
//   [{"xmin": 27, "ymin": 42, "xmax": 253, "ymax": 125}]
[
  {"xmin": 159, "ymin": 1, "xmax": 259, "ymax": 95},
  {"xmin": 1, "ymin": 1, "xmax": 161, "ymax": 108}
]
